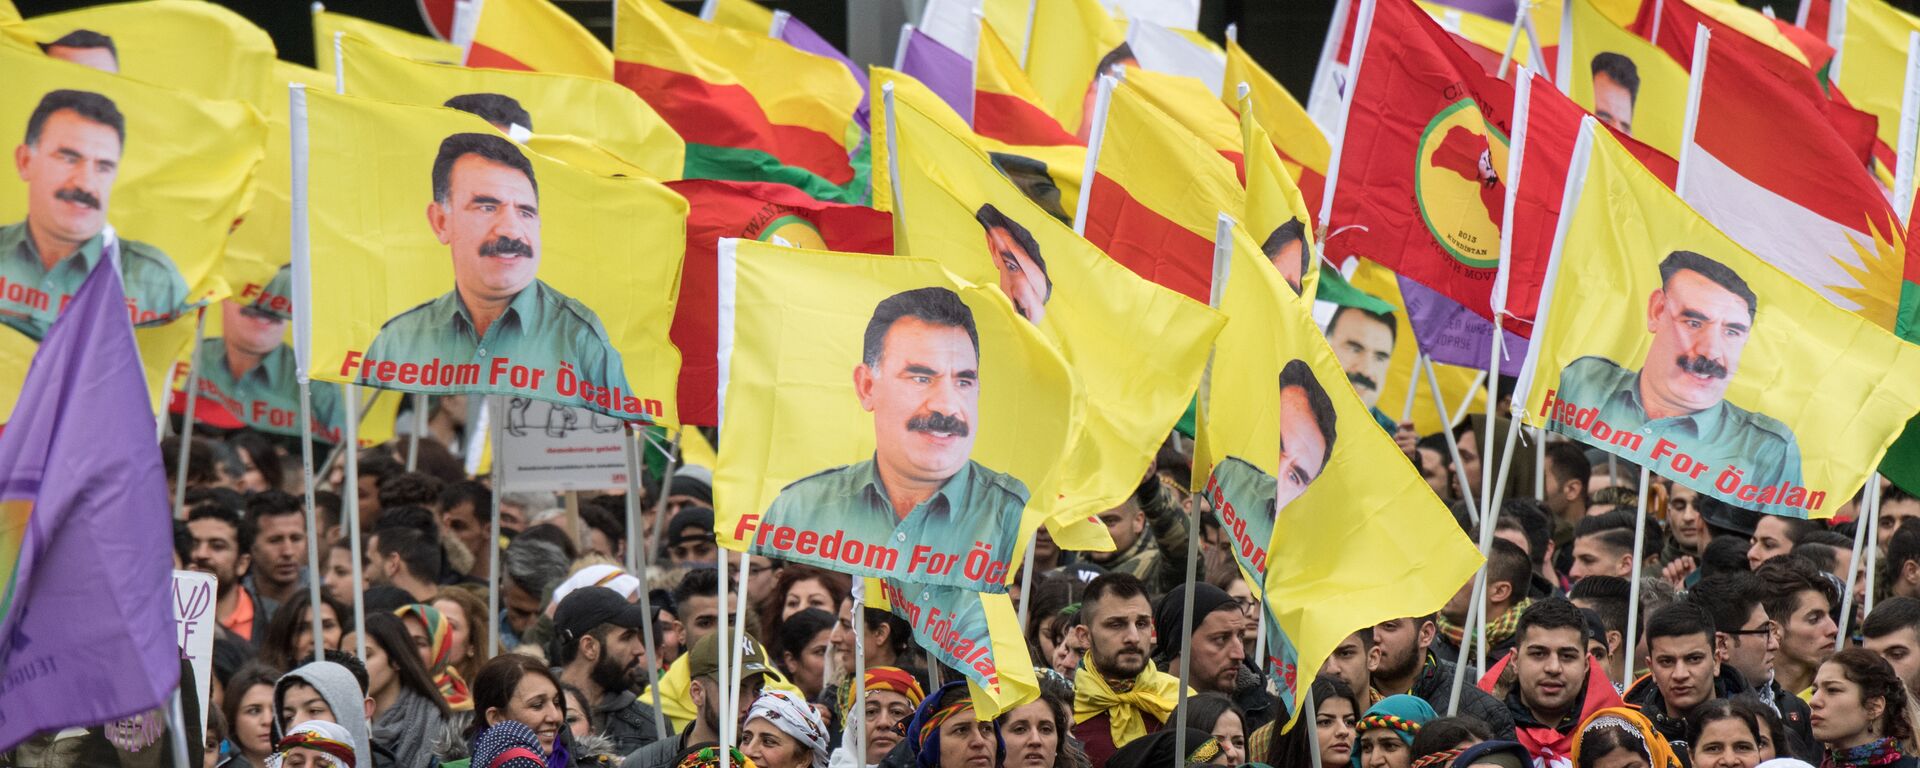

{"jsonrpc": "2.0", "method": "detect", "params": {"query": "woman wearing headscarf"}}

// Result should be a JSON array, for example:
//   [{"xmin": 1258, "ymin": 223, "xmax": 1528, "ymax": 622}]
[
  {"xmin": 1104, "ymin": 729, "xmax": 1227, "ymax": 768},
  {"xmin": 1360, "ymin": 695, "xmax": 1438, "ymax": 768},
  {"xmin": 469, "ymin": 721, "xmax": 551, "ymax": 768},
  {"xmin": 1570, "ymin": 708, "xmax": 1683, "ymax": 768},
  {"xmin": 269, "ymin": 721, "xmax": 359, "ymax": 768},
  {"xmin": 743, "ymin": 689, "xmax": 832, "ymax": 768},
  {"xmin": 396, "ymin": 602, "xmax": 473, "ymax": 710},
  {"xmin": 1445, "ymin": 741, "xmax": 1534, "ymax": 768},
  {"xmin": 908, "ymin": 682, "xmax": 1001, "ymax": 768},
  {"xmin": 830, "ymin": 667, "xmax": 928, "ymax": 768}
]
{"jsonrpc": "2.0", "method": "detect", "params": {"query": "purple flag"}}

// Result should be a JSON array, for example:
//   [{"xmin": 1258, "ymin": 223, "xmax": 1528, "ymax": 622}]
[
  {"xmin": 780, "ymin": 15, "xmax": 873, "ymax": 132},
  {"xmin": 1427, "ymin": 0, "xmax": 1518, "ymax": 20},
  {"xmin": 899, "ymin": 27, "xmax": 975, "ymax": 125},
  {"xmin": 0, "ymin": 259, "xmax": 177, "ymax": 749},
  {"xmin": 1397, "ymin": 276, "xmax": 1529, "ymax": 377}
]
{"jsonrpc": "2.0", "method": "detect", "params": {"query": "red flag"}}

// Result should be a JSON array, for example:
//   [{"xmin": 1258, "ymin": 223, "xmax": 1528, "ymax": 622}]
[{"xmin": 667, "ymin": 180, "xmax": 891, "ymax": 425}]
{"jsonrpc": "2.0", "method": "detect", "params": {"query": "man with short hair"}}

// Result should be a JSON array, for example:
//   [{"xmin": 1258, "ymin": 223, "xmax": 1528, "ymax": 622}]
[
  {"xmin": 1371, "ymin": 612, "xmax": 1516, "ymax": 738},
  {"xmin": 1881, "ymin": 487, "xmax": 1920, "ymax": 557},
  {"xmin": 554, "ymin": 586, "xmax": 661, "ymax": 754},
  {"xmin": 1495, "ymin": 502, "xmax": 1559, "ymax": 597},
  {"xmin": 1569, "ymin": 512, "xmax": 1651, "ymax": 582},
  {"xmin": 500, "ymin": 534, "xmax": 570, "ymax": 649},
  {"xmin": 4, "ymin": 89, "xmax": 190, "ymax": 340},
  {"xmin": 1569, "ymin": 576, "xmax": 1631, "ymax": 689},
  {"xmin": 1324, "ymin": 629, "xmax": 1374, "ymax": 700},
  {"xmin": 368, "ymin": 526, "xmax": 441, "ymax": 602},
  {"xmin": 1886, "ymin": 527, "xmax": 1920, "ymax": 600},
  {"xmin": 245, "ymin": 490, "xmax": 309, "ymax": 611},
  {"xmin": 1433, "ymin": 539, "xmax": 1533, "ymax": 669},
  {"xmin": 1754, "ymin": 555, "xmax": 1839, "ymax": 697},
  {"xmin": 664, "ymin": 507, "xmax": 717, "ymax": 567},
  {"xmin": 624, "ymin": 632, "xmax": 772, "ymax": 768},
  {"xmin": 671, "ymin": 567, "xmax": 722, "ymax": 646},
  {"xmin": 1480, "ymin": 598, "xmax": 1624, "ymax": 766},
  {"xmin": 440, "ymin": 480, "xmax": 493, "ymax": 578},
  {"xmin": 1689, "ymin": 572, "xmax": 1819, "ymax": 761},
  {"xmin": 1543, "ymin": 442, "xmax": 1590, "ymax": 542},
  {"xmin": 1084, "ymin": 473, "xmax": 1192, "ymax": 595},
  {"xmin": 38, "ymin": 29, "xmax": 119, "ymax": 72},
  {"xmin": 1325, "ymin": 304, "xmax": 1398, "ymax": 431},
  {"xmin": 1071, "ymin": 572, "xmax": 1185, "ymax": 766},
  {"xmin": 377, "ymin": 471, "xmax": 444, "ymax": 515},
  {"xmin": 189, "ymin": 504, "xmax": 269, "ymax": 647},
  {"xmin": 1625, "ymin": 602, "xmax": 1738, "ymax": 745},
  {"xmin": 1590, "ymin": 53, "xmax": 1640, "ymax": 135},
  {"xmin": 1864, "ymin": 597, "xmax": 1920, "ymax": 699},
  {"xmin": 1749, "ymin": 515, "xmax": 1822, "ymax": 570},
  {"xmin": 580, "ymin": 499, "xmax": 627, "ymax": 562}
]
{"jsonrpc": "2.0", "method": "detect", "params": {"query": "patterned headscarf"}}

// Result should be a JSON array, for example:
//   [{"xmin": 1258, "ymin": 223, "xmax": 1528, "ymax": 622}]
[
  {"xmin": 1360, "ymin": 695, "xmax": 1437, "ymax": 748},
  {"xmin": 746, "ymin": 689, "xmax": 830, "ymax": 768},
  {"xmin": 676, "ymin": 746, "xmax": 757, "ymax": 768},
  {"xmin": 470, "ymin": 720, "xmax": 547, "ymax": 768},
  {"xmin": 906, "ymin": 681, "xmax": 1004, "ymax": 768},
  {"xmin": 267, "ymin": 721, "xmax": 356, "ymax": 768},
  {"xmin": 395, "ymin": 603, "xmax": 472, "ymax": 710},
  {"xmin": 839, "ymin": 666, "xmax": 927, "ymax": 715}
]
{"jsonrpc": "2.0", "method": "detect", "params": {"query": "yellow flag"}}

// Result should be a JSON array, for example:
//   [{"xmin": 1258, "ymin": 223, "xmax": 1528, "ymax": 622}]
[
  {"xmin": 1346, "ymin": 260, "xmax": 1488, "ymax": 437},
  {"xmin": 297, "ymin": 89, "xmax": 684, "ymax": 426},
  {"xmin": 1025, "ymin": 0, "xmax": 1125, "ymax": 137},
  {"xmin": 313, "ymin": 9, "xmax": 461, "ymax": 75},
  {"xmin": 1196, "ymin": 213, "xmax": 1482, "ymax": 725},
  {"xmin": 715, "ymin": 239, "xmax": 1059, "ymax": 714},
  {"xmin": 1123, "ymin": 66, "xmax": 1244, "ymax": 164},
  {"xmin": 224, "ymin": 61, "xmax": 332, "ymax": 312},
  {"xmin": 703, "ymin": 0, "xmax": 774, "ymax": 34},
  {"xmin": 466, "ymin": 0, "xmax": 612, "ymax": 78},
  {"xmin": 873, "ymin": 69, "xmax": 1225, "ymax": 526},
  {"xmin": 1, "ymin": 0, "xmax": 276, "ymax": 104},
  {"xmin": 1519, "ymin": 120, "xmax": 1920, "ymax": 518},
  {"xmin": 336, "ymin": 34, "xmax": 684, "ymax": 181},
  {"xmin": 1238, "ymin": 91, "xmax": 1320, "ymax": 301},
  {"xmin": 1566, "ymin": 0, "xmax": 1690, "ymax": 158},
  {"xmin": 0, "ymin": 0, "xmax": 18, "ymax": 23},
  {"xmin": 1834, "ymin": 0, "xmax": 1920, "ymax": 153}
]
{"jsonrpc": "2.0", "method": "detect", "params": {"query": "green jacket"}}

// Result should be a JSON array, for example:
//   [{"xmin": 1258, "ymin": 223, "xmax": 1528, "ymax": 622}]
[{"xmin": 0, "ymin": 221, "xmax": 191, "ymax": 341}]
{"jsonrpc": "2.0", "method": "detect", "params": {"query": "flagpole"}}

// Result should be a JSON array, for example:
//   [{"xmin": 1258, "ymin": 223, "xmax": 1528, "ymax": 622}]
[
  {"xmin": 486, "ymin": 397, "xmax": 503, "ymax": 658},
  {"xmin": 624, "ymin": 425, "xmax": 667, "ymax": 736},
  {"xmin": 1425, "ymin": 357, "xmax": 1480, "ymax": 524},
  {"xmin": 171, "ymin": 308, "xmax": 205, "ymax": 516},
  {"xmin": 1496, "ymin": 2, "xmax": 1527, "ymax": 79},
  {"xmin": 1675, "ymin": 25, "xmax": 1712, "ymax": 200},
  {"xmin": 1401, "ymin": 353, "xmax": 1422, "ymax": 424},
  {"xmin": 342, "ymin": 382, "xmax": 366, "ymax": 662},
  {"xmin": 1072, "ymin": 75, "xmax": 1118, "ymax": 237},
  {"xmin": 406, "ymin": 393, "xmax": 425, "ymax": 471},
  {"xmin": 649, "ymin": 430, "xmax": 681, "ymax": 562},
  {"xmin": 718, "ymin": 539, "xmax": 731, "ymax": 768},
  {"xmin": 1829, "ymin": 0, "xmax": 1849, "ymax": 83},
  {"xmin": 892, "ymin": 22, "xmax": 913, "ymax": 70},
  {"xmin": 1838, "ymin": 478, "xmax": 1875, "ymax": 651},
  {"xmin": 1317, "ymin": 0, "xmax": 1377, "ymax": 232},
  {"xmin": 967, "ymin": 8, "xmax": 982, "ymax": 128},
  {"xmin": 1019, "ymin": 0, "xmax": 1037, "ymax": 69},
  {"xmin": 1523, "ymin": 12, "xmax": 1548, "ymax": 79},
  {"xmin": 850, "ymin": 578, "xmax": 868, "ymax": 766},
  {"xmin": 883, "ymin": 82, "xmax": 911, "ymax": 227},
  {"xmin": 289, "ymin": 82, "xmax": 326, "ymax": 663},
  {"xmin": 1894, "ymin": 31, "xmax": 1920, "ymax": 222},
  {"xmin": 1017, "ymin": 530, "xmax": 1038, "ymax": 628},
  {"xmin": 1864, "ymin": 476, "xmax": 1884, "ymax": 617},
  {"xmin": 1177, "ymin": 213, "xmax": 1237, "ymax": 764},
  {"xmin": 1649, "ymin": 0, "xmax": 1666, "ymax": 52},
  {"xmin": 1307, "ymin": 0, "xmax": 1356, "ymax": 132},
  {"xmin": 1451, "ymin": 371, "xmax": 1487, "ymax": 426}
]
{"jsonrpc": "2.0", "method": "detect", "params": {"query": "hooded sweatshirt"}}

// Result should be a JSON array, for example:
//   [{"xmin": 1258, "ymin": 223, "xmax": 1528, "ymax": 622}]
[{"xmin": 274, "ymin": 660, "xmax": 374, "ymax": 768}]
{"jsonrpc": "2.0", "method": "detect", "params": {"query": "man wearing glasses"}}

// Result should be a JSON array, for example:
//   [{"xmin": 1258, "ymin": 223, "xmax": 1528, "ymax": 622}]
[{"xmin": 1685, "ymin": 573, "xmax": 1817, "ymax": 760}]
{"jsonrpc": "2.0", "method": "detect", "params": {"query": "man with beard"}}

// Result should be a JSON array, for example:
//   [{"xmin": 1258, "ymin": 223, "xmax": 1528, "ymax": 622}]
[
  {"xmin": 553, "ymin": 586, "xmax": 662, "ymax": 754},
  {"xmin": 758, "ymin": 287, "xmax": 1029, "ymax": 587},
  {"xmin": 1070, "ymin": 572, "xmax": 1186, "ymax": 766},
  {"xmin": 1552, "ymin": 250, "xmax": 1801, "ymax": 502},
  {"xmin": 3, "ymin": 89, "xmax": 190, "ymax": 340},
  {"xmin": 1325, "ymin": 304, "xmax": 1399, "ymax": 432},
  {"xmin": 188, "ymin": 503, "xmax": 269, "ymax": 648},
  {"xmin": 1371, "ymin": 612, "xmax": 1515, "ymax": 738},
  {"xmin": 361, "ymin": 132, "xmax": 632, "ymax": 408}
]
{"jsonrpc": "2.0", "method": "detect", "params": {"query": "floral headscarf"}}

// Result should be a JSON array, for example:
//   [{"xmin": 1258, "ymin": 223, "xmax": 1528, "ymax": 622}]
[{"xmin": 395, "ymin": 603, "xmax": 471, "ymax": 709}]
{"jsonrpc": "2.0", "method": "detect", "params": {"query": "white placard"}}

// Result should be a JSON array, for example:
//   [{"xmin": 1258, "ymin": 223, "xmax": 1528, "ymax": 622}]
[
  {"xmin": 173, "ymin": 569, "xmax": 217, "ymax": 734},
  {"xmin": 495, "ymin": 397, "xmax": 632, "ymax": 492}
]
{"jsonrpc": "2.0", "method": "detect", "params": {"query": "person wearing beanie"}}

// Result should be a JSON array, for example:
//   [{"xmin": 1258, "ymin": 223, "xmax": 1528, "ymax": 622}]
[
  {"xmin": 663, "ymin": 507, "xmax": 718, "ymax": 567},
  {"xmin": 1446, "ymin": 740, "xmax": 1534, "ymax": 768},
  {"xmin": 273, "ymin": 659, "xmax": 375, "ymax": 768},
  {"xmin": 830, "ymin": 667, "xmax": 927, "ymax": 768},
  {"xmin": 667, "ymin": 466, "xmax": 715, "ymax": 513},
  {"xmin": 905, "ymin": 682, "xmax": 1002, "ymax": 768},
  {"xmin": 1359, "ymin": 695, "xmax": 1438, "ymax": 768}
]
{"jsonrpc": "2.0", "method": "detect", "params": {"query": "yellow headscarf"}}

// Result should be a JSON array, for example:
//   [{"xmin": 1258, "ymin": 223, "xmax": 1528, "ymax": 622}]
[
  {"xmin": 1570, "ymin": 707, "xmax": 1684, "ymax": 768},
  {"xmin": 1072, "ymin": 658, "xmax": 1187, "ymax": 746}
]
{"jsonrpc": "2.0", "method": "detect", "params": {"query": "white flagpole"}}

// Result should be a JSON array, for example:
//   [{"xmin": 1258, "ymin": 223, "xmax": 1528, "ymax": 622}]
[
  {"xmin": 1426, "ymin": 357, "xmax": 1480, "ymax": 524},
  {"xmin": 407, "ymin": 394, "xmax": 425, "ymax": 470},
  {"xmin": 892, "ymin": 22, "xmax": 913, "ymax": 70},
  {"xmin": 1497, "ymin": 2, "xmax": 1528, "ymax": 79},
  {"xmin": 1318, "ymin": 0, "xmax": 1378, "ymax": 232},
  {"xmin": 1307, "ymin": 0, "xmax": 1357, "ymax": 132},
  {"xmin": 718, "ymin": 543, "xmax": 733, "ymax": 768},
  {"xmin": 1622, "ymin": 467, "xmax": 1652, "ymax": 679},
  {"xmin": 1021, "ymin": 0, "xmax": 1039, "ymax": 69},
  {"xmin": 1176, "ymin": 212, "xmax": 1237, "ymax": 765},
  {"xmin": 342, "ymin": 381, "xmax": 365, "ymax": 662},
  {"xmin": 1675, "ymin": 25, "xmax": 1712, "ymax": 199},
  {"xmin": 728, "ymin": 551, "xmax": 753, "ymax": 749},
  {"xmin": 1557, "ymin": 0, "xmax": 1574, "ymax": 93},
  {"xmin": 1839, "ymin": 481, "xmax": 1873, "ymax": 651},
  {"xmin": 291, "ymin": 81, "xmax": 326, "ymax": 664},
  {"xmin": 172, "ymin": 308, "xmax": 206, "ymax": 516},
  {"xmin": 625, "ymin": 426, "xmax": 667, "ymax": 736},
  {"xmin": 486, "ymin": 398, "xmax": 503, "ymax": 658},
  {"xmin": 851, "ymin": 578, "xmax": 868, "ymax": 765},
  {"xmin": 1073, "ymin": 75, "xmax": 1118, "ymax": 237},
  {"xmin": 1830, "ymin": 0, "xmax": 1849, "ymax": 83},
  {"xmin": 1865, "ymin": 477, "xmax": 1884, "ymax": 618},
  {"xmin": 1401, "ymin": 354, "xmax": 1422, "ymax": 424},
  {"xmin": 1894, "ymin": 32, "xmax": 1920, "ymax": 224}
]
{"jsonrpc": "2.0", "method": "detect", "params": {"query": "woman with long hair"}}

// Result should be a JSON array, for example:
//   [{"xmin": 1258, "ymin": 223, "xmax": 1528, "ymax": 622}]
[
  {"xmin": 996, "ymin": 674, "xmax": 1087, "ymax": 768},
  {"xmin": 1185, "ymin": 693, "xmax": 1249, "ymax": 766},
  {"xmin": 1811, "ymin": 648, "xmax": 1920, "ymax": 768},
  {"xmin": 1266, "ymin": 676, "xmax": 1363, "ymax": 768},
  {"xmin": 344, "ymin": 612, "xmax": 452, "ymax": 768},
  {"xmin": 1688, "ymin": 699, "xmax": 1763, "ymax": 768},
  {"xmin": 221, "ymin": 663, "xmax": 281, "ymax": 768},
  {"xmin": 1729, "ymin": 693, "xmax": 1789, "ymax": 762},
  {"xmin": 396, "ymin": 602, "xmax": 474, "ymax": 710},
  {"xmin": 260, "ymin": 595, "xmax": 348, "ymax": 673},
  {"xmin": 775, "ymin": 608, "xmax": 836, "ymax": 701},
  {"xmin": 461, "ymin": 654, "xmax": 573, "ymax": 767},
  {"xmin": 1571, "ymin": 707, "xmax": 1682, "ymax": 768},
  {"xmin": 432, "ymin": 586, "xmax": 491, "ymax": 687},
  {"xmin": 758, "ymin": 564, "xmax": 850, "ymax": 637}
]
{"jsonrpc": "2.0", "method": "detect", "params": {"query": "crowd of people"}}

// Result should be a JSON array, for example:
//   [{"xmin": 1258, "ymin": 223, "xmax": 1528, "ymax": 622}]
[{"xmin": 12, "ymin": 387, "xmax": 1920, "ymax": 768}]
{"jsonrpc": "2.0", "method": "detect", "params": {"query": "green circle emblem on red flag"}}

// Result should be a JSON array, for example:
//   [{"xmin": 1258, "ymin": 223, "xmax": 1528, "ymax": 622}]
[
  {"xmin": 754, "ymin": 214, "xmax": 828, "ymax": 250},
  {"xmin": 1414, "ymin": 98, "xmax": 1509, "ymax": 270}
]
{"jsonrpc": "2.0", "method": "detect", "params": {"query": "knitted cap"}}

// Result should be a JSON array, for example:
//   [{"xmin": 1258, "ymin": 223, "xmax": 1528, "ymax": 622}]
[{"xmin": 1360, "ymin": 694, "xmax": 1437, "ymax": 747}]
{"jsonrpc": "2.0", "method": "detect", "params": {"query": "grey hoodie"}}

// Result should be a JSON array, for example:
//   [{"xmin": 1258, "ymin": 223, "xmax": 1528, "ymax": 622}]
[{"xmin": 274, "ymin": 660, "xmax": 374, "ymax": 768}]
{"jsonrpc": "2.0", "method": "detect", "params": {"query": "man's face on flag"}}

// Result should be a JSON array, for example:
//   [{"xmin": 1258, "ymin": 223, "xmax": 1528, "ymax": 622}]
[
  {"xmin": 855, "ymin": 316, "xmax": 981, "ymax": 489},
  {"xmin": 429, "ymin": 153, "xmax": 540, "ymax": 307},
  {"xmin": 1276, "ymin": 382, "xmax": 1330, "ymax": 510},
  {"xmin": 985, "ymin": 223, "xmax": 1048, "ymax": 325},
  {"xmin": 16, "ymin": 108, "xmax": 120, "ymax": 251},
  {"xmin": 1593, "ymin": 70, "xmax": 1635, "ymax": 136},
  {"xmin": 1329, "ymin": 310, "xmax": 1395, "ymax": 410},
  {"xmin": 222, "ymin": 300, "xmax": 286, "ymax": 359},
  {"xmin": 1268, "ymin": 237, "xmax": 1305, "ymax": 295},
  {"xmin": 1642, "ymin": 267, "xmax": 1751, "ymax": 418}
]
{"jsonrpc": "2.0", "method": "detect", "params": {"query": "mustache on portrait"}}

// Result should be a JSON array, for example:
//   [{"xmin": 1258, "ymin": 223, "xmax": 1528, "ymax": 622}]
[
  {"xmin": 1676, "ymin": 355, "xmax": 1729, "ymax": 380},
  {"xmin": 55, "ymin": 187, "xmax": 101, "ymax": 210},
  {"xmin": 907, "ymin": 411, "xmax": 970, "ymax": 437},
  {"xmin": 479, "ymin": 236, "xmax": 534, "ymax": 258},
  {"xmin": 1347, "ymin": 371, "xmax": 1379, "ymax": 392}
]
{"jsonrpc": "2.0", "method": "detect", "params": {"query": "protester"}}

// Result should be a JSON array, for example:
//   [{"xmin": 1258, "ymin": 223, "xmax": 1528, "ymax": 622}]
[
  {"xmin": 1410, "ymin": 717, "xmax": 1493, "ymax": 767},
  {"xmin": 346, "ymin": 612, "xmax": 454, "ymax": 768},
  {"xmin": 1569, "ymin": 707, "xmax": 1681, "ymax": 768},
  {"xmin": 395, "ymin": 602, "xmax": 473, "ymax": 711},
  {"xmin": 1687, "ymin": 700, "xmax": 1763, "ymax": 768},
  {"xmin": 775, "ymin": 608, "xmax": 835, "ymax": 703},
  {"xmin": 1083, "ymin": 475, "xmax": 1191, "ymax": 595},
  {"xmin": 625, "ymin": 632, "xmax": 775, "ymax": 768},
  {"xmin": 1184, "ymin": 693, "xmax": 1248, "ymax": 765},
  {"xmin": 1685, "ymin": 575, "xmax": 1817, "ymax": 760},
  {"xmin": 994, "ymin": 676, "xmax": 1083, "ymax": 768},
  {"xmin": 1570, "ymin": 576, "xmax": 1633, "ymax": 690},
  {"xmin": 759, "ymin": 564, "xmax": 849, "ymax": 634},
  {"xmin": 192, "ymin": 503, "xmax": 270, "ymax": 648},
  {"xmin": 1807, "ymin": 649, "xmax": 1919, "ymax": 766},
  {"xmin": 274, "ymin": 656, "xmax": 376, "ymax": 768},
  {"xmin": 1748, "ymin": 517, "xmax": 1822, "ymax": 572},
  {"xmin": 224, "ymin": 664, "xmax": 281, "ymax": 768},
  {"xmin": 1153, "ymin": 583, "xmax": 1268, "ymax": 727},
  {"xmin": 908, "ymin": 682, "xmax": 1001, "ymax": 768},
  {"xmin": 464, "ymin": 654, "xmax": 568, "ymax": 765},
  {"xmin": 1754, "ymin": 556, "xmax": 1839, "ymax": 698},
  {"xmin": 245, "ymin": 490, "xmax": 310, "ymax": 611},
  {"xmin": 1325, "ymin": 629, "xmax": 1376, "ymax": 702},
  {"xmin": 740, "ymin": 690, "xmax": 829, "ymax": 768},
  {"xmin": 551, "ymin": 585, "xmax": 662, "ymax": 754},
  {"xmin": 272, "ymin": 720, "xmax": 360, "ymax": 768},
  {"xmin": 1105, "ymin": 728, "xmax": 1223, "ymax": 768},
  {"xmin": 433, "ymin": 587, "xmax": 492, "ymax": 697},
  {"xmin": 1069, "ymin": 572, "xmax": 1183, "ymax": 765},
  {"xmin": 1482, "ymin": 598, "xmax": 1625, "ymax": 766},
  {"xmin": 1358, "ymin": 695, "xmax": 1436, "ymax": 768},
  {"xmin": 1260, "ymin": 676, "xmax": 1361, "ymax": 768},
  {"xmin": 262, "ymin": 594, "xmax": 348, "ymax": 672},
  {"xmin": 1624, "ymin": 602, "xmax": 1739, "ymax": 746},
  {"xmin": 1432, "ymin": 539, "xmax": 1534, "ymax": 671},
  {"xmin": 1863, "ymin": 597, "xmax": 1920, "ymax": 698},
  {"xmin": 832, "ymin": 666, "xmax": 926, "ymax": 768},
  {"xmin": 1372, "ymin": 614, "xmax": 1515, "ymax": 738}
]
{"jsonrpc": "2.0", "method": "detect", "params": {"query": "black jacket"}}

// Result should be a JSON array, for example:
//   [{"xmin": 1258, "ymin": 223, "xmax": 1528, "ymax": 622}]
[
  {"xmin": 1406, "ymin": 655, "xmax": 1517, "ymax": 740},
  {"xmin": 597, "ymin": 689, "xmax": 663, "ymax": 756},
  {"xmin": 1623, "ymin": 666, "xmax": 1754, "ymax": 765}
]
